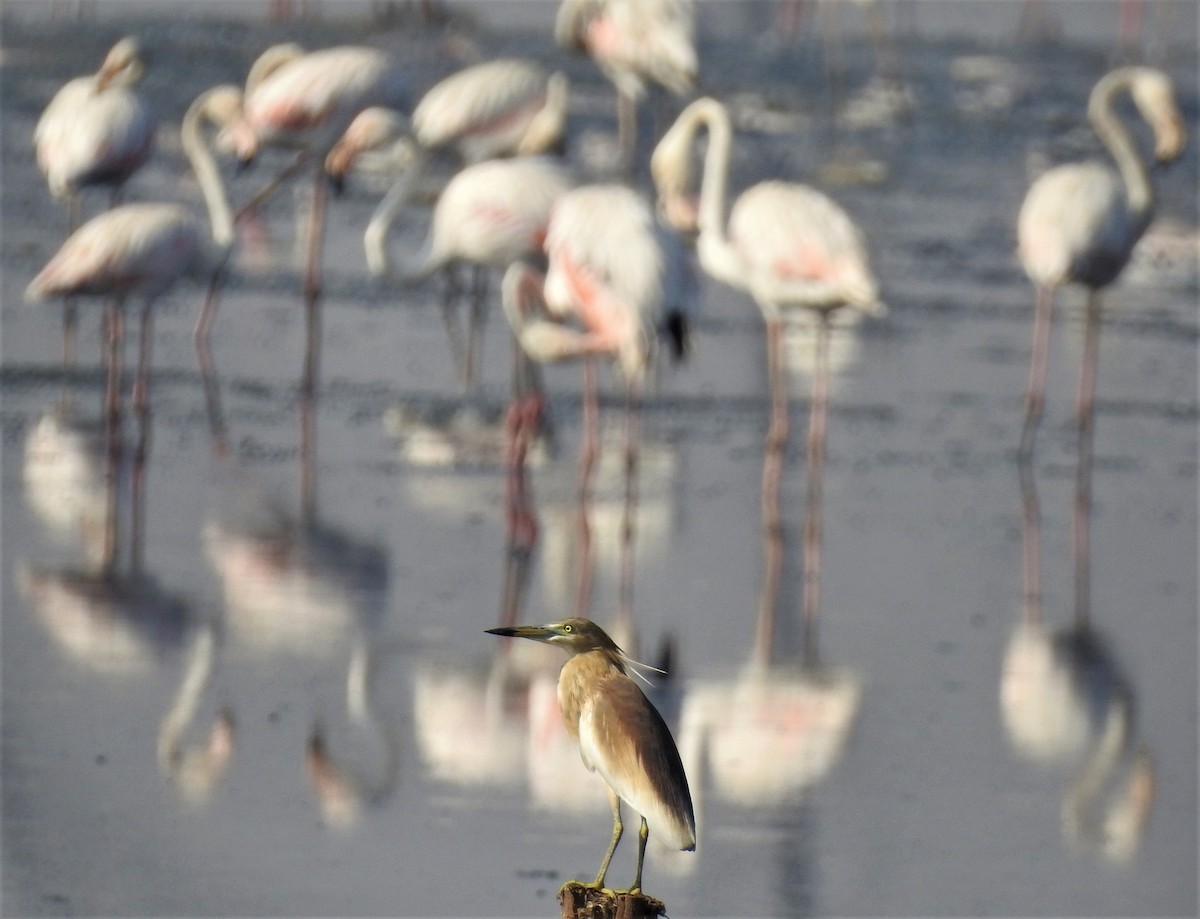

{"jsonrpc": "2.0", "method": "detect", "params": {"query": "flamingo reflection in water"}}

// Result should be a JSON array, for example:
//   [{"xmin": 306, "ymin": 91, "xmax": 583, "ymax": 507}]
[
  {"xmin": 678, "ymin": 412, "xmax": 861, "ymax": 813},
  {"xmin": 17, "ymin": 412, "xmax": 188, "ymax": 671},
  {"xmin": 203, "ymin": 508, "xmax": 396, "ymax": 826},
  {"xmin": 1001, "ymin": 453, "xmax": 1156, "ymax": 863},
  {"xmin": 200, "ymin": 376, "xmax": 397, "ymax": 827},
  {"xmin": 18, "ymin": 386, "xmax": 231, "ymax": 805}
]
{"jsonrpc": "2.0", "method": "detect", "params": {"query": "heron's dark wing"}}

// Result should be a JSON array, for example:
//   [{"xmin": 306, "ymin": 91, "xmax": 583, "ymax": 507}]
[{"xmin": 578, "ymin": 672, "xmax": 695, "ymax": 850}]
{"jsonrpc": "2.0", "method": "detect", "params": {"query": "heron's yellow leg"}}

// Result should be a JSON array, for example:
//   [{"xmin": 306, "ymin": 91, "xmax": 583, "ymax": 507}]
[
  {"xmin": 628, "ymin": 816, "xmax": 649, "ymax": 893},
  {"xmin": 593, "ymin": 787, "xmax": 623, "ymax": 888}
]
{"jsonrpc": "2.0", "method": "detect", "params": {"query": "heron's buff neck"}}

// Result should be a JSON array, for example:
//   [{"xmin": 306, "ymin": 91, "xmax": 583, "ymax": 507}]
[{"xmin": 557, "ymin": 648, "xmax": 626, "ymax": 742}]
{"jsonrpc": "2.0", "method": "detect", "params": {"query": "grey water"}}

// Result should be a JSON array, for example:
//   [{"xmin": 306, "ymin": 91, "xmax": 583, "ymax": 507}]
[{"xmin": 1, "ymin": 2, "xmax": 1196, "ymax": 917}]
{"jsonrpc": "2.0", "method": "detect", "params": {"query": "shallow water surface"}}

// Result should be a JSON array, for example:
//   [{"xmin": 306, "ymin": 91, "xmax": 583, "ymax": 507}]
[{"xmin": 2, "ymin": 3, "xmax": 1197, "ymax": 917}]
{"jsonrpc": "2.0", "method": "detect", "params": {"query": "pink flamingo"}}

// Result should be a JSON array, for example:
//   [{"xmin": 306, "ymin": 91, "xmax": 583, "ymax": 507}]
[
  {"xmin": 410, "ymin": 57, "xmax": 569, "ymax": 164},
  {"xmin": 323, "ymin": 59, "xmax": 568, "ymax": 394},
  {"xmin": 501, "ymin": 183, "xmax": 692, "ymax": 616},
  {"xmin": 35, "ymin": 36, "xmax": 156, "ymax": 365},
  {"xmin": 555, "ymin": 0, "xmax": 697, "ymax": 168},
  {"xmin": 325, "ymin": 57, "xmax": 568, "ymax": 187},
  {"xmin": 354, "ymin": 147, "xmax": 574, "ymax": 395},
  {"xmin": 26, "ymin": 85, "xmax": 240, "ymax": 444},
  {"xmin": 36, "ymin": 36, "xmax": 154, "ymax": 224},
  {"xmin": 1017, "ymin": 66, "xmax": 1184, "ymax": 615},
  {"xmin": 652, "ymin": 96, "xmax": 882, "ymax": 627},
  {"xmin": 217, "ymin": 44, "xmax": 409, "ymax": 352},
  {"xmin": 1017, "ymin": 66, "xmax": 1186, "ymax": 456}
]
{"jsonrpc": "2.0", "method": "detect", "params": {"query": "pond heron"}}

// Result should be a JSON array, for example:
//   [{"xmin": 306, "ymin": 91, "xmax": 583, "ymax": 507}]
[{"xmin": 486, "ymin": 617, "xmax": 695, "ymax": 892}]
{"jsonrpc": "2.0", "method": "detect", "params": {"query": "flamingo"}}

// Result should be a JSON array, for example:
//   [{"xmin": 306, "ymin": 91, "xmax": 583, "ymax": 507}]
[
  {"xmin": 410, "ymin": 58, "xmax": 569, "ymax": 164},
  {"xmin": 355, "ymin": 149, "xmax": 574, "ymax": 395},
  {"xmin": 324, "ymin": 58, "xmax": 568, "ymax": 188},
  {"xmin": 1017, "ymin": 67, "xmax": 1184, "ymax": 662},
  {"xmin": 501, "ymin": 183, "xmax": 693, "ymax": 616},
  {"xmin": 1017, "ymin": 67, "xmax": 1186, "ymax": 458},
  {"xmin": 651, "ymin": 96, "xmax": 882, "ymax": 627},
  {"xmin": 35, "ymin": 36, "xmax": 154, "ymax": 218},
  {"xmin": 35, "ymin": 36, "xmax": 156, "ymax": 367},
  {"xmin": 217, "ymin": 44, "xmax": 409, "ymax": 368},
  {"xmin": 555, "ymin": 0, "xmax": 697, "ymax": 169},
  {"xmin": 26, "ymin": 85, "xmax": 239, "ymax": 441},
  {"xmin": 322, "ymin": 59, "xmax": 569, "ymax": 391}
]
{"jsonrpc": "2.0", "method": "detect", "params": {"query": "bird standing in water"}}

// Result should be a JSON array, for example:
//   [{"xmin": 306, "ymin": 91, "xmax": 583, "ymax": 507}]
[
  {"xmin": 1017, "ymin": 66, "xmax": 1186, "ymax": 458},
  {"xmin": 486, "ymin": 618, "xmax": 695, "ymax": 893},
  {"xmin": 652, "ymin": 96, "xmax": 881, "ymax": 628},
  {"xmin": 555, "ymin": 0, "xmax": 697, "ymax": 170},
  {"xmin": 35, "ymin": 36, "xmax": 156, "ymax": 367},
  {"xmin": 36, "ymin": 36, "xmax": 155, "ymax": 223},
  {"xmin": 1017, "ymin": 66, "xmax": 1184, "ymax": 621}
]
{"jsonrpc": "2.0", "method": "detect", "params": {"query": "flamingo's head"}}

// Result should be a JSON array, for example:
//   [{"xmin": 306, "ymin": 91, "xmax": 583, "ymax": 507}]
[
  {"xmin": 1129, "ymin": 68, "xmax": 1187, "ymax": 165},
  {"xmin": 95, "ymin": 36, "xmax": 145, "ymax": 91},
  {"xmin": 323, "ymin": 107, "xmax": 409, "ymax": 194},
  {"xmin": 650, "ymin": 113, "xmax": 699, "ymax": 234},
  {"xmin": 517, "ymin": 72, "xmax": 570, "ymax": 158}
]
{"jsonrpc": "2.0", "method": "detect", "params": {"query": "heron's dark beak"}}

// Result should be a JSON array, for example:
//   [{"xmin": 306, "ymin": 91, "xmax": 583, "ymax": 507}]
[{"xmin": 486, "ymin": 625, "xmax": 556, "ymax": 641}]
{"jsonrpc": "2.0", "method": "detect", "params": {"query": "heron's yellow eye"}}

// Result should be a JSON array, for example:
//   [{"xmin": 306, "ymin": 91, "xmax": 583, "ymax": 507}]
[{"xmin": 562, "ymin": 624, "xmax": 573, "ymax": 633}]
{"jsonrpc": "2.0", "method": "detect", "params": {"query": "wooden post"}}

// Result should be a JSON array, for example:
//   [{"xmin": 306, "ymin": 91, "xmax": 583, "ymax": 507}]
[{"xmin": 558, "ymin": 882, "xmax": 665, "ymax": 919}]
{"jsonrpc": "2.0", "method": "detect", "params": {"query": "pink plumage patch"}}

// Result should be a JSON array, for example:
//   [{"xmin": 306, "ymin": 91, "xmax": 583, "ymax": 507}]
[
  {"xmin": 772, "ymin": 243, "xmax": 834, "ymax": 281},
  {"xmin": 260, "ymin": 98, "xmax": 330, "ymax": 131}
]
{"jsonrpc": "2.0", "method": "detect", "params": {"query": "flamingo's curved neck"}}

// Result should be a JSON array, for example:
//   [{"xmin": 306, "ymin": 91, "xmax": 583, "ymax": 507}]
[
  {"xmin": 1064, "ymin": 693, "xmax": 1132, "ymax": 852},
  {"xmin": 1089, "ymin": 70, "xmax": 1154, "ymax": 228},
  {"xmin": 687, "ymin": 99, "xmax": 745, "ymax": 289},
  {"xmin": 181, "ymin": 88, "xmax": 237, "ymax": 256},
  {"xmin": 363, "ymin": 153, "xmax": 437, "ymax": 280},
  {"xmin": 518, "ymin": 73, "xmax": 569, "ymax": 157}
]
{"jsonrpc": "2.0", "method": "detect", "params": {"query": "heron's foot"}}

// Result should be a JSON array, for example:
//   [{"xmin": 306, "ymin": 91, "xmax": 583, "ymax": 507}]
[{"xmin": 559, "ymin": 878, "xmax": 613, "ymax": 895}]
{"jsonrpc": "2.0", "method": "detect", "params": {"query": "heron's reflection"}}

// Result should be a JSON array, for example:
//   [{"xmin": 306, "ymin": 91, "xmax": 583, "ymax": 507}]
[{"xmin": 1000, "ymin": 456, "xmax": 1155, "ymax": 862}]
